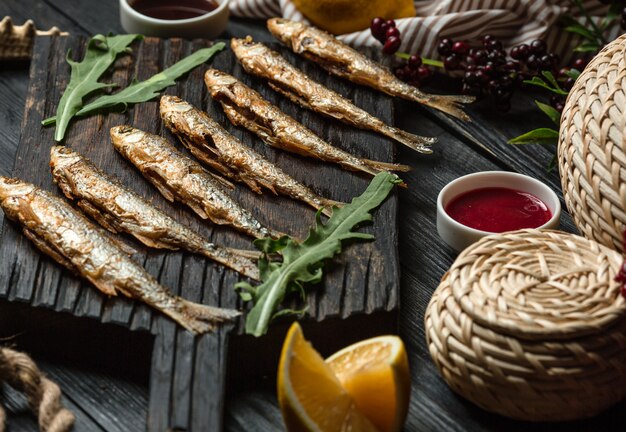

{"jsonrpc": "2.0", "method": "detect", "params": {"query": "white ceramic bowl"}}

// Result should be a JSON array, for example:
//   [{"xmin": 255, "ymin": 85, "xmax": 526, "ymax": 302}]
[
  {"xmin": 436, "ymin": 171, "xmax": 561, "ymax": 252},
  {"xmin": 119, "ymin": 0, "xmax": 229, "ymax": 39}
]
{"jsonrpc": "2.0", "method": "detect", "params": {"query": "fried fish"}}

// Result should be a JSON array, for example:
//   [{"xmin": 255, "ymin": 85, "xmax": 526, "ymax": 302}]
[
  {"xmin": 159, "ymin": 95, "xmax": 340, "ymax": 217},
  {"xmin": 267, "ymin": 18, "xmax": 474, "ymax": 121},
  {"xmin": 231, "ymin": 37, "xmax": 435, "ymax": 153},
  {"xmin": 204, "ymin": 69, "xmax": 410, "ymax": 177},
  {"xmin": 0, "ymin": 176, "xmax": 239, "ymax": 334},
  {"xmin": 50, "ymin": 146, "xmax": 259, "ymax": 280},
  {"xmin": 110, "ymin": 125, "xmax": 282, "ymax": 239}
]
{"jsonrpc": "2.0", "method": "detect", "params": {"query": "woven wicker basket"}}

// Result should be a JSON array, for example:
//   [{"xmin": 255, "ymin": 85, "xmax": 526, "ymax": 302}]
[
  {"xmin": 425, "ymin": 229, "xmax": 626, "ymax": 421},
  {"xmin": 0, "ymin": 17, "xmax": 66, "ymax": 61},
  {"xmin": 559, "ymin": 34, "xmax": 626, "ymax": 252}
]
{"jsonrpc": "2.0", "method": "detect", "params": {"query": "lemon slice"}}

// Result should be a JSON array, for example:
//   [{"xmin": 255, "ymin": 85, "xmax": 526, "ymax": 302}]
[
  {"xmin": 326, "ymin": 335, "xmax": 410, "ymax": 432},
  {"xmin": 277, "ymin": 322, "xmax": 379, "ymax": 432}
]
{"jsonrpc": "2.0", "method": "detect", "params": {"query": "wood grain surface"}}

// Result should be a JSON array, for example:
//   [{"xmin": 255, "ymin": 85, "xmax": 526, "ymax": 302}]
[{"xmin": 0, "ymin": 35, "xmax": 399, "ymax": 430}]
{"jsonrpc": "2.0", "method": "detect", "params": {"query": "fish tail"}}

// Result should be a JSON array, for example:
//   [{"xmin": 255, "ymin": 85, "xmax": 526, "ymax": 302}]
[
  {"xmin": 421, "ymin": 94, "xmax": 475, "ymax": 121},
  {"xmin": 170, "ymin": 299, "xmax": 241, "ymax": 334},
  {"xmin": 382, "ymin": 127, "xmax": 435, "ymax": 154},
  {"xmin": 202, "ymin": 248, "xmax": 260, "ymax": 280},
  {"xmin": 361, "ymin": 158, "xmax": 411, "ymax": 173}
]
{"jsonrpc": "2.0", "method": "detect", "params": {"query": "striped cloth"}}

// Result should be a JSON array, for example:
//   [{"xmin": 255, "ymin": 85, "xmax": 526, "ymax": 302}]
[{"xmin": 229, "ymin": 0, "xmax": 620, "ymax": 64}]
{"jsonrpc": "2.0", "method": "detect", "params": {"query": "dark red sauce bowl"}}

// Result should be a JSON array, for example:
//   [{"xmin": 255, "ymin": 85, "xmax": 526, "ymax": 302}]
[{"xmin": 437, "ymin": 172, "xmax": 560, "ymax": 252}]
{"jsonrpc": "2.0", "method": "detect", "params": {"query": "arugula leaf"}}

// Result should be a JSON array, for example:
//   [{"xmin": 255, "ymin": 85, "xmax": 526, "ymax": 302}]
[
  {"xmin": 508, "ymin": 128, "xmax": 559, "ymax": 145},
  {"xmin": 236, "ymin": 172, "xmax": 400, "ymax": 337},
  {"xmin": 535, "ymin": 100, "xmax": 561, "ymax": 125},
  {"xmin": 74, "ymin": 43, "xmax": 225, "ymax": 117},
  {"xmin": 49, "ymin": 34, "xmax": 142, "ymax": 141}
]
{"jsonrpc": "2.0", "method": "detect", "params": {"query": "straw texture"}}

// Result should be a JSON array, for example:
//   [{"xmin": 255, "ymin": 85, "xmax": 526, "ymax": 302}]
[
  {"xmin": 425, "ymin": 229, "xmax": 626, "ymax": 421},
  {"xmin": 559, "ymin": 33, "xmax": 626, "ymax": 253}
]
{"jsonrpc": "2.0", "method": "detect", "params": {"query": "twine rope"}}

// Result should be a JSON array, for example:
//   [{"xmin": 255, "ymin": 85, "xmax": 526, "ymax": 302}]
[{"xmin": 0, "ymin": 347, "xmax": 74, "ymax": 432}]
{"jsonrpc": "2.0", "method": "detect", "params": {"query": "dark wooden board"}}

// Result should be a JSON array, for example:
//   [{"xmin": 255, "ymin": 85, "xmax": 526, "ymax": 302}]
[{"xmin": 0, "ymin": 35, "xmax": 400, "ymax": 430}]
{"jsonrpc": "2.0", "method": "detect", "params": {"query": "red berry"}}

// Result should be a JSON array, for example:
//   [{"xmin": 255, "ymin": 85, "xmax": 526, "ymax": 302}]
[
  {"xmin": 573, "ymin": 58, "xmax": 587, "ymax": 70},
  {"xmin": 558, "ymin": 67, "xmax": 570, "ymax": 78},
  {"xmin": 382, "ymin": 36, "xmax": 401, "ymax": 55},
  {"xmin": 485, "ymin": 39, "xmax": 502, "ymax": 52},
  {"xmin": 386, "ymin": 19, "xmax": 396, "ymax": 28},
  {"xmin": 530, "ymin": 39, "xmax": 547, "ymax": 55},
  {"xmin": 370, "ymin": 17, "xmax": 385, "ymax": 41},
  {"xmin": 444, "ymin": 54, "xmax": 460, "ymax": 70},
  {"xmin": 385, "ymin": 27, "xmax": 400, "ymax": 40},
  {"xmin": 452, "ymin": 41, "xmax": 469, "ymax": 55},
  {"xmin": 408, "ymin": 55, "xmax": 422, "ymax": 68},
  {"xmin": 511, "ymin": 44, "xmax": 529, "ymax": 60},
  {"xmin": 438, "ymin": 38, "xmax": 453, "ymax": 56},
  {"xmin": 417, "ymin": 66, "xmax": 431, "ymax": 80}
]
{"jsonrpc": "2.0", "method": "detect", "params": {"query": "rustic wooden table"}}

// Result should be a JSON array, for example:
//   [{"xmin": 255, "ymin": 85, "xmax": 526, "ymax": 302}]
[{"xmin": 1, "ymin": 1, "xmax": 625, "ymax": 431}]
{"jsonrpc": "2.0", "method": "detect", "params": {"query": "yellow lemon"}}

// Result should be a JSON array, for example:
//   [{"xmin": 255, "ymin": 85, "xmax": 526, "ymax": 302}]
[
  {"xmin": 277, "ymin": 322, "xmax": 379, "ymax": 431},
  {"xmin": 277, "ymin": 322, "xmax": 411, "ymax": 431},
  {"xmin": 292, "ymin": 0, "xmax": 416, "ymax": 35},
  {"xmin": 326, "ymin": 335, "xmax": 410, "ymax": 432}
]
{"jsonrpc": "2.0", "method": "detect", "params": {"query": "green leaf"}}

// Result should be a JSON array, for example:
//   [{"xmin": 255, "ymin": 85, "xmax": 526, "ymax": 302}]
[
  {"xmin": 564, "ymin": 24, "xmax": 597, "ymax": 41},
  {"xmin": 541, "ymin": 71, "xmax": 563, "ymax": 92},
  {"xmin": 565, "ymin": 68, "xmax": 581, "ymax": 79},
  {"xmin": 238, "ymin": 172, "xmax": 400, "ymax": 337},
  {"xmin": 535, "ymin": 100, "xmax": 561, "ymax": 125},
  {"xmin": 574, "ymin": 42, "xmax": 601, "ymax": 53},
  {"xmin": 48, "ymin": 34, "xmax": 142, "ymax": 141},
  {"xmin": 523, "ymin": 76, "xmax": 568, "ymax": 95},
  {"xmin": 74, "ymin": 43, "xmax": 225, "ymax": 117},
  {"xmin": 508, "ymin": 128, "xmax": 559, "ymax": 145}
]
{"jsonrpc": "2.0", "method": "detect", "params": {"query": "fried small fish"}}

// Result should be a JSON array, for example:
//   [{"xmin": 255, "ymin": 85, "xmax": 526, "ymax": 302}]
[
  {"xmin": 0, "ymin": 176, "xmax": 239, "ymax": 334},
  {"xmin": 204, "ymin": 69, "xmax": 410, "ymax": 177},
  {"xmin": 50, "ymin": 146, "xmax": 259, "ymax": 280},
  {"xmin": 267, "ymin": 18, "xmax": 475, "ymax": 121},
  {"xmin": 231, "ymin": 37, "xmax": 435, "ymax": 153},
  {"xmin": 160, "ymin": 96, "xmax": 341, "ymax": 217},
  {"xmin": 110, "ymin": 125, "xmax": 282, "ymax": 240}
]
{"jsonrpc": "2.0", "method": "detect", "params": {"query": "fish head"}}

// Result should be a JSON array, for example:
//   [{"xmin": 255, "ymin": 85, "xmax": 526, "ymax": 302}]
[
  {"xmin": 230, "ymin": 36, "xmax": 265, "ymax": 58},
  {"xmin": 159, "ymin": 95, "xmax": 189, "ymax": 121},
  {"xmin": 204, "ymin": 69, "xmax": 238, "ymax": 90},
  {"xmin": 110, "ymin": 125, "xmax": 145, "ymax": 151},
  {"xmin": 50, "ymin": 146, "xmax": 82, "ymax": 171},
  {"xmin": 0, "ymin": 176, "xmax": 36, "ymax": 202},
  {"xmin": 267, "ymin": 18, "xmax": 305, "ymax": 46}
]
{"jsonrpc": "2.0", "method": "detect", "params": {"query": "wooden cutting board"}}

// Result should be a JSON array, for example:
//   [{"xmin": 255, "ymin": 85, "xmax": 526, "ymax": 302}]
[{"xmin": 0, "ymin": 35, "xmax": 400, "ymax": 430}]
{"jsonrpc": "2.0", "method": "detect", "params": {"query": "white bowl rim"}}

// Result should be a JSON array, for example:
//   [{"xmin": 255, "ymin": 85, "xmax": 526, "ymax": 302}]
[
  {"xmin": 120, "ymin": 0, "xmax": 229, "ymax": 25},
  {"xmin": 437, "ymin": 170, "xmax": 561, "ymax": 236}
]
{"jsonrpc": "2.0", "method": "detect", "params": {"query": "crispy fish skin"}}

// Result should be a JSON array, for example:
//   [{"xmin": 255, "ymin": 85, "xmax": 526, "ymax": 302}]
[
  {"xmin": 267, "ymin": 18, "xmax": 475, "ymax": 121},
  {"xmin": 204, "ymin": 69, "xmax": 410, "ymax": 177},
  {"xmin": 110, "ymin": 125, "xmax": 282, "ymax": 240},
  {"xmin": 49, "ymin": 146, "xmax": 259, "ymax": 280},
  {"xmin": 231, "ymin": 37, "xmax": 435, "ymax": 153},
  {"xmin": 0, "ymin": 176, "xmax": 239, "ymax": 334},
  {"xmin": 160, "ymin": 95, "xmax": 341, "ymax": 217}
]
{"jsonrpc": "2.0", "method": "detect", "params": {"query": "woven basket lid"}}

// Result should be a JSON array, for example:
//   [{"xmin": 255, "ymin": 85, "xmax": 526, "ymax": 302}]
[
  {"xmin": 425, "ymin": 229, "xmax": 626, "ymax": 421},
  {"xmin": 559, "ymin": 33, "xmax": 626, "ymax": 252},
  {"xmin": 449, "ymin": 229, "xmax": 626, "ymax": 340}
]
